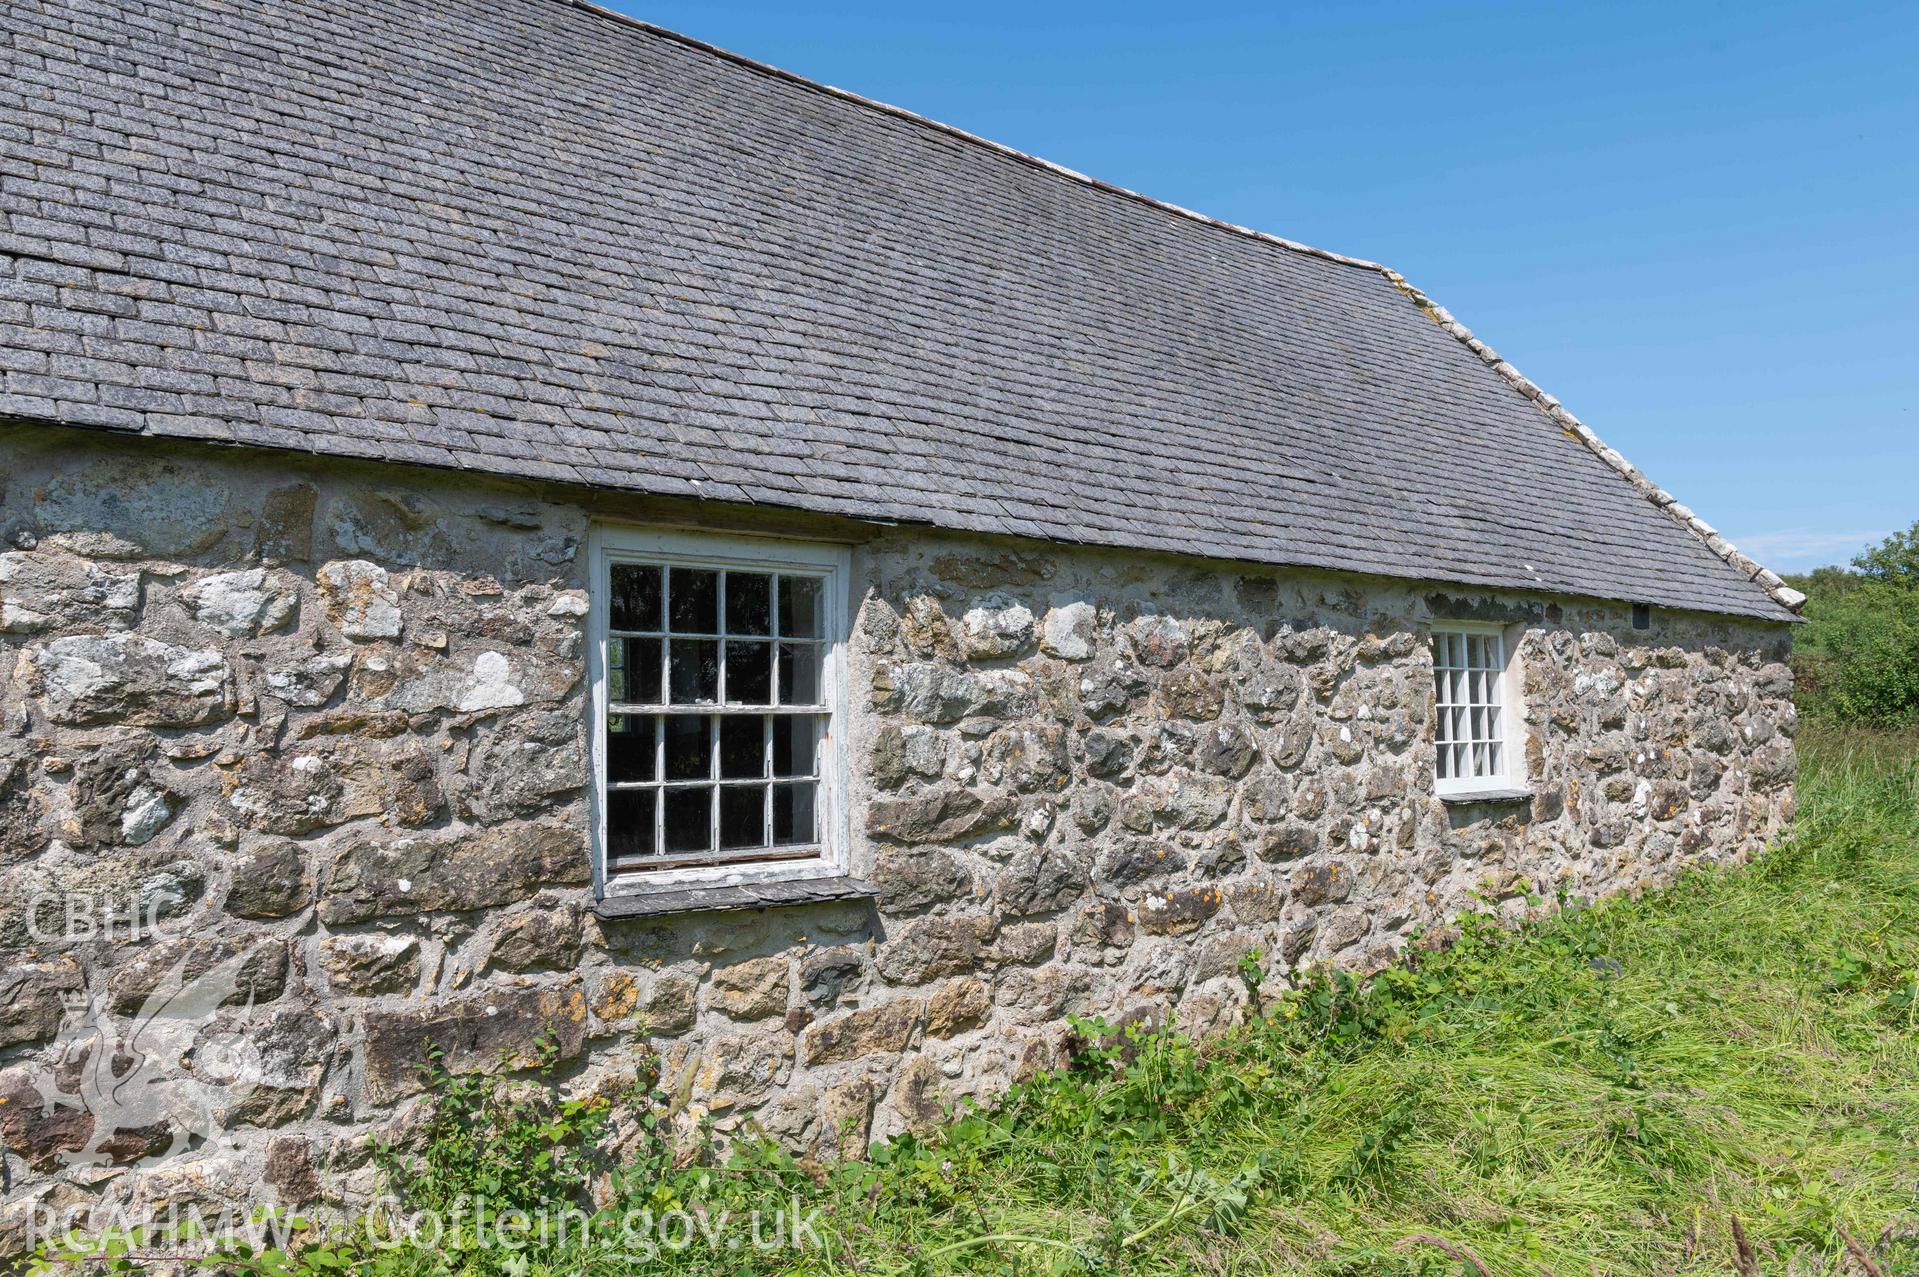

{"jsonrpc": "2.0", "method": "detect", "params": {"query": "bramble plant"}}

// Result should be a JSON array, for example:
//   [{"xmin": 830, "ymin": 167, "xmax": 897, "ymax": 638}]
[
  {"xmin": 371, "ymin": 1034, "xmax": 628, "ymax": 1219},
  {"xmin": 1234, "ymin": 947, "xmax": 1267, "ymax": 1011}
]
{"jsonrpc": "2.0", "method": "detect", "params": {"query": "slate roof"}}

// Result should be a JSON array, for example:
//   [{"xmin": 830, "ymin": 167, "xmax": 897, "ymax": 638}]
[{"xmin": 0, "ymin": 0, "xmax": 1793, "ymax": 621}]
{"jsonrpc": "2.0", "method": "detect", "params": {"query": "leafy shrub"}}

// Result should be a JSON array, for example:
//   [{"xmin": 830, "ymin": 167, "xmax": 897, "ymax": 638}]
[
  {"xmin": 1788, "ymin": 519, "xmax": 1919, "ymax": 725},
  {"xmin": 1799, "ymin": 584, "xmax": 1919, "ymax": 723}
]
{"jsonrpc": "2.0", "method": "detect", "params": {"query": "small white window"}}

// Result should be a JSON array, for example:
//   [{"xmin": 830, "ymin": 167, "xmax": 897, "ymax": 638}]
[
  {"xmin": 1430, "ymin": 623, "xmax": 1524, "ymax": 797},
  {"xmin": 588, "ymin": 528, "xmax": 849, "ymax": 897}
]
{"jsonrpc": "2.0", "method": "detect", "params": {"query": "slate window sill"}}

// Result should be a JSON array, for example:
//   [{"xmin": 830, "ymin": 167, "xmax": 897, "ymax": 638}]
[
  {"xmin": 593, "ymin": 876, "xmax": 875, "ymax": 921},
  {"xmin": 1436, "ymin": 785, "xmax": 1534, "ymax": 805}
]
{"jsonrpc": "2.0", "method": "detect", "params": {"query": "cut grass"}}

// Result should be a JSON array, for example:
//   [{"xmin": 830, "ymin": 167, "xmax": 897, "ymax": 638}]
[{"xmin": 42, "ymin": 725, "xmax": 1919, "ymax": 1276}]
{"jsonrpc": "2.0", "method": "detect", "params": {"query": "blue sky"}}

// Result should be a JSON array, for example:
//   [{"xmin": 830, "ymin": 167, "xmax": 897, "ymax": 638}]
[{"xmin": 623, "ymin": 1, "xmax": 1916, "ymax": 574}]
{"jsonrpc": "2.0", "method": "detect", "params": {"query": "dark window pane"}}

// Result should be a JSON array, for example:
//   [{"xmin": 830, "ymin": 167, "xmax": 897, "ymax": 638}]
[
  {"xmin": 778, "ymin": 642, "xmax": 821, "ymax": 706},
  {"xmin": 720, "ymin": 785, "xmax": 767, "ymax": 850},
  {"xmin": 778, "ymin": 576, "xmax": 821, "ymax": 638},
  {"xmin": 726, "ymin": 640, "xmax": 773, "ymax": 705},
  {"xmin": 669, "ymin": 638, "xmax": 719, "ymax": 703},
  {"xmin": 669, "ymin": 568, "xmax": 718, "ymax": 632},
  {"xmin": 773, "ymin": 782, "xmax": 816, "ymax": 846},
  {"xmin": 725, "ymin": 572, "xmax": 772, "ymax": 636},
  {"xmin": 773, "ymin": 717, "xmax": 818, "ymax": 778},
  {"xmin": 607, "ymin": 714, "xmax": 657, "ymax": 782},
  {"xmin": 610, "ymin": 637, "xmax": 661, "ymax": 705},
  {"xmin": 663, "ymin": 714, "xmax": 711, "ymax": 781},
  {"xmin": 607, "ymin": 788, "xmax": 657, "ymax": 863},
  {"xmin": 719, "ymin": 715, "xmax": 765, "ymax": 779},
  {"xmin": 610, "ymin": 564, "xmax": 662, "ymax": 631},
  {"xmin": 664, "ymin": 787, "xmax": 712, "ymax": 853}
]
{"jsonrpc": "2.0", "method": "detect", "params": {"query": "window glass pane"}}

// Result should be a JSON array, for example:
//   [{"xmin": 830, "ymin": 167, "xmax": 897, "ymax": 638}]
[
  {"xmin": 610, "ymin": 564, "xmax": 662, "ymax": 631},
  {"xmin": 773, "ymin": 716, "xmax": 818, "ymax": 778},
  {"xmin": 726, "ymin": 640, "xmax": 773, "ymax": 705},
  {"xmin": 607, "ymin": 788, "xmax": 656, "ymax": 863},
  {"xmin": 719, "ymin": 715, "xmax": 766, "ymax": 779},
  {"xmin": 669, "ymin": 638, "xmax": 719, "ymax": 703},
  {"xmin": 772, "ymin": 782, "xmax": 816, "ymax": 846},
  {"xmin": 602, "ymin": 550, "xmax": 838, "ymax": 877},
  {"xmin": 725, "ymin": 572, "xmax": 772, "ymax": 636},
  {"xmin": 663, "ymin": 714, "xmax": 711, "ymax": 781},
  {"xmin": 607, "ymin": 714, "xmax": 657, "ymax": 782},
  {"xmin": 610, "ymin": 637, "xmax": 662, "ymax": 705},
  {"xmin": 669, "ymin": 568, "xmax": 718, "ymax": 632},
  {"xmin": 720, "ymin": 785, "xmax": 767, "ymax": 850},
  {"xmin": 664, "ymin": 787, "xmax": 712, "ymax": 853},
  {"xmin": 778, "ymin": 642, "xmax": 821, "ymax": 706},
  {"xmin": 778, "ymin": 575, "xmax": 821, "ymax": 638}
]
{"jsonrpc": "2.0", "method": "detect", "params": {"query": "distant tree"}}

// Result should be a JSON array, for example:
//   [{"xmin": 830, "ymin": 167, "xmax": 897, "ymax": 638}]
[
  {"xmin": 1853, "ymin": 520, "xmax": 1919, "ymax": 589},
  {"xmin": 1783, "ymin": 564, "xmax": 1868, "ymax": 603},
  {"xmin": 1791, "ymin": 520, "xmax": 1919, "ymax": 725}
]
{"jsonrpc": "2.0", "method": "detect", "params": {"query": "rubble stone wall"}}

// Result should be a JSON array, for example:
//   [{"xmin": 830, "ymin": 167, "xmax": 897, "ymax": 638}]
[{"xmin": 0, "ymin": 426, "xmax": 1795, "ymax": 1233}]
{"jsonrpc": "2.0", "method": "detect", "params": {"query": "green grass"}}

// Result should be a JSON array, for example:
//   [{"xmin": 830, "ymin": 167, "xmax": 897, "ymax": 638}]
[
  {"xmin": 39, "ymin": 724, "xmax": 1919, "ymax": 1276},
  {"xmin": 849, "ymin": 721, "xmax": 1919, "ymax": 1276}
]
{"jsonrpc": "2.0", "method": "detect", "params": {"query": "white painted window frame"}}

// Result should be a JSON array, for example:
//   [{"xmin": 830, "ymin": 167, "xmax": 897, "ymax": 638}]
[
  {"xmin": 586, "ymin": 525, "xmax": 852, "ymax": 899},
  {"xmin": 1429, "ymin": 620, "xmax": 1528, "ymax": 800}
]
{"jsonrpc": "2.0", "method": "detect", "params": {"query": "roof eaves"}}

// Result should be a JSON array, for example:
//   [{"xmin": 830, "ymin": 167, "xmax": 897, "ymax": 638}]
[{"xmin": 1376, "ymin": 269, "xmax": 1806, "ymax": 618}]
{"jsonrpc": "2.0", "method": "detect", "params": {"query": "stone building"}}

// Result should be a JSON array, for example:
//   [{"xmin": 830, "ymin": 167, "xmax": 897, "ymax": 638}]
[{"xmin": 0, "ymin": 0, "xmax": 1797, "ymax": 1231}]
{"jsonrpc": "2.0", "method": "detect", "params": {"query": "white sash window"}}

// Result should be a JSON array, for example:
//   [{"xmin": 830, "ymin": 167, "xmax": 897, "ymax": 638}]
[
  {"xmin": 1430, "ymin": 623, "xmax": 1525, "ymax": 798},
  {"xmin": 589, "ymin": 528, "xmax": 849, "ymax": 896}
]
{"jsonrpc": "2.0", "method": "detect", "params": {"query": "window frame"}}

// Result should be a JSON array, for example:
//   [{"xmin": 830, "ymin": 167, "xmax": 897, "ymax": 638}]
[
  {"xmin": 586, "ymin": 525, "xmax": 852, "ymax": 899},
  {"xmin": 1428, "ymin": 620, "xmax": 1528, "ymax": 800}
]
